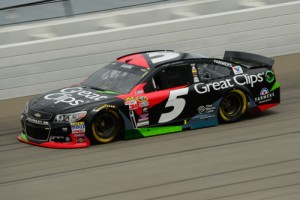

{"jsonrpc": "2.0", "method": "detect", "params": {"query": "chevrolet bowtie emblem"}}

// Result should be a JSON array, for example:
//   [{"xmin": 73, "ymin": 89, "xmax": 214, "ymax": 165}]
[{"xmin": 34, "ymin": 113, "xmax": 41, "ymax": 118}]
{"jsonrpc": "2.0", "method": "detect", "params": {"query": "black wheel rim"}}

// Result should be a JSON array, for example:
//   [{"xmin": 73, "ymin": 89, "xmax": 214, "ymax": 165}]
[
  {"xmin": 222, "ymin": 93, "xmax": 242, "ymax": 116},
  {"xmin": 95, "ymin": 113, "xmax": 116, "ymax": 139}
]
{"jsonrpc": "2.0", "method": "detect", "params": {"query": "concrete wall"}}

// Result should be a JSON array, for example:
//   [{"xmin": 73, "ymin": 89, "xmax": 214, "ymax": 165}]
[{"xmin": 0, "ymin": 1, "xmax": 300, "ymax": 100}]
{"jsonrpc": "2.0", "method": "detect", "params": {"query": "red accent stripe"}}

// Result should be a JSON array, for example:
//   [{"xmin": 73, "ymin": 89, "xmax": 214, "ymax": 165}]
[
  {"xmin": 258, "ymin": 103, "xmax": 279, "ymax": 111},
  {"xmin": 117, "ymin": 53, "xmax": 150, "ymax": 68},
  {"xmin": 18, "ymin": 135, "xmax": 90, "ymax": 149}
]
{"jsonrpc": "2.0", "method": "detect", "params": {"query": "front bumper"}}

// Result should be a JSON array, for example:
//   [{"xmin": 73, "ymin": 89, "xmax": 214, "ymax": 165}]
[
  {"xmin": 19, "ymin": 113, "xmax": 90, "ymax": 148},
  {"xmin": 18, "ymin": 133, "xmax": 90, "ymax": 148}
]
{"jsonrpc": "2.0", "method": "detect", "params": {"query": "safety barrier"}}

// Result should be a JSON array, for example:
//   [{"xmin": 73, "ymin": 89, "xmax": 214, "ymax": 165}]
[{"xmin": 0, "ymin": 1, "xmax": 299, "ymax": 100}]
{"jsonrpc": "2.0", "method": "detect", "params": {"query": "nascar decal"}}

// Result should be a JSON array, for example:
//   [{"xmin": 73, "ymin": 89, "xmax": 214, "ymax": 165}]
[
  {"xmin": 136, "ymin": 96, "xmax": 149, "ymax": 108},
  {"xmin": 44, "ymin": 87, "xmax": 108, "ymax": 106}
]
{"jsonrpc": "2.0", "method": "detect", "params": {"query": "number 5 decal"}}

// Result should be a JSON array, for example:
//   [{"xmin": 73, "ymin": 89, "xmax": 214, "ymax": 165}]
[
  {"xmin": 159, "ymin": 88, "xmax": 189, "ymax": 123},
  {"xmin": 148, "ymin": 52, "xmax": 180, "ymax": 64}
]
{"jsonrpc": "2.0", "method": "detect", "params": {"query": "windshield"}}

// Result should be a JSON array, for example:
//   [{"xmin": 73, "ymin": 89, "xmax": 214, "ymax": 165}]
[{"xmin": 82, "ymin": 62, "xmax": 148, "ymax": 94}]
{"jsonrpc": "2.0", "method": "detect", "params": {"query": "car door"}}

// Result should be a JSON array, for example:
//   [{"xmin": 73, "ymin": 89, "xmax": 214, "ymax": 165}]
[{"xmin": 136, "ymin": 61, "xmax": 195, "ymax": 127}]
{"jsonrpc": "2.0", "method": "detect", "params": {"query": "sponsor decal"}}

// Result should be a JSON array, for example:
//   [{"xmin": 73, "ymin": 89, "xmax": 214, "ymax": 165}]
[
  {"xmin": 191, "ymin": 65, "xmax": 200, "ymax": 83},
  {"xmin": 194, "ymin": 73, "xmax": 264, "ymax": 94},
  {"xmin": 232, "ymin": 65, "xmax": 243, "ymax": 75},
  {"xmin": 71, "ymin": 122, "xmax": 85, "ymax": 134},
  {"xmin": 191, "ymin": 65, "xmax": 197, "ymax": 75},
  {"xmin": 255, "ymin": 87, "xmax": 275, "ymax": 104},
  {"xmin": 27, "ymin": 117, "xmax": 49, "ymax": 125},
  {"xmin": 214, "ymin": 60, "xmax": 233, "ymax": 67},
  {"xmin": 135, "ymin": 90, "xmax": 144, "ymax": 95},
  {"xmin": 195, "ymin": 79, "xmax": 234, "ymax": 94},
  {"xmin": 260, "ymin": 87, "xmax": 269, "ymax": 95},
  {"xmin": 136, "ymin": 121, "xmax": 149, "ymax": 127},
  {"xmin": 96, "ymin": 104, "xmax": 116, "ymax": 111},
  {"xmin": 265, "ymin": 70, "xmax": 275, "ymax": 83},
  {"xmin": 139, "ymin": 101, "xmax": 149, "ymax": 108},
  {"xmin": 136, "ymin": 96, "xmax": 148, "ymax": 102},
  {"xmin": 73, "ymin": 133, "xmax": 85, "ymax": 137},
  {"xmin": 138, "ymin": 113, "xmax": 149, "ymax": 122},
  {"xmin": 44, "ymin": 87, "xmax": 108, "ymax": 106},
  {"xmin": 125, "ymin": 97, "xmax": 138, "ymax": 110},
  {"xmin": 198, "ymin": 105, "xmax": 216, "ymax": 114},
  {"xmin": 125, "ymin": 97, "xmax": 134, "ymax": 101},
  {"xmin": 76, "ymin": 137, "xmax": 86, "ymax": 143}
]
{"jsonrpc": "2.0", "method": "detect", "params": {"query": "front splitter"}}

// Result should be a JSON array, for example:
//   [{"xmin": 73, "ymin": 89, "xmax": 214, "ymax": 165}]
[{"xmin": 18, "ymin": 133, "xmax": 90, "ymax": 149}]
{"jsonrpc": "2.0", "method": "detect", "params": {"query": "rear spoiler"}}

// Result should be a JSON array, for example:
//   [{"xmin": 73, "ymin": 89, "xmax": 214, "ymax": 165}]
[{"xmin": 224, "ymin": 51, "xmax": 274, "ymax": 69}]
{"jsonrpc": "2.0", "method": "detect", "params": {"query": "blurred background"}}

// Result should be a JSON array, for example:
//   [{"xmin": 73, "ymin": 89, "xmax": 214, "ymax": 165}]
[
  {"xmin": 0, "ymin": 0, "xmax": 299, "ymax": 100},
  {"xmin": 1, "ymin": 1, "xmax": 300, "ymax": 200}
]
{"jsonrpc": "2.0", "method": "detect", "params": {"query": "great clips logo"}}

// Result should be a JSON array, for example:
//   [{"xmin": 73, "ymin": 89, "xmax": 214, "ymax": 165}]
[
  {"xmin": 194, "ymin": 73, "xmax": 264, "ymax": 94},
  {"xmin": 44, "ymin": 87, "xmax": 108, "ymax": 106}
]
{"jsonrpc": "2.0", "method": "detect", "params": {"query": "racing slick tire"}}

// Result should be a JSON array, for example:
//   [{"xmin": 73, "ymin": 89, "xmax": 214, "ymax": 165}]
[
  {"xmin": 219, "ymin": 89, "xmax": 247, "ymax": 123},
  {"xmin": 90, "ymin": 110, "xmax": 121, "ymax": 144}
]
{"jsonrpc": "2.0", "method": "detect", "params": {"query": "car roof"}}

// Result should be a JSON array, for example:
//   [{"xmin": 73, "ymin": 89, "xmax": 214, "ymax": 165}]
[{"xmin": 116, "ymin": 50, "xmax": 206, "ymax": 70}]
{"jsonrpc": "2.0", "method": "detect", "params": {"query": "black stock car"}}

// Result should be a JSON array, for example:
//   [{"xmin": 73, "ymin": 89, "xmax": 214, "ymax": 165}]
[{"xmin": 18, "ymin": 50, "xmax": 280, "ymax": 148}]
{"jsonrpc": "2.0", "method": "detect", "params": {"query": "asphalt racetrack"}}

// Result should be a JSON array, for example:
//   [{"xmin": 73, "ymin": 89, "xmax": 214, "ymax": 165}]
[{"xmin": 0, "ymin": 53, "xmax": 300, "ymax": 200}]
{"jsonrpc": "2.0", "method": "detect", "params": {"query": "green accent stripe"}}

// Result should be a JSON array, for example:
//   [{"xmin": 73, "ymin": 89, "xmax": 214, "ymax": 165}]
[
  {"xmin": 20, "ymin": 133, "xmax": 28, "ymax": 141},
  {"xmin": 96, "ymin": 90, "xmax": 120, "ymax": 95},
  {"xmin": 125, "ymin": 126, "xmax": 182, "ymax": 140},
  {"xmin": 270, "ymin": 82, "xmax": 280, "ymax": 92}
]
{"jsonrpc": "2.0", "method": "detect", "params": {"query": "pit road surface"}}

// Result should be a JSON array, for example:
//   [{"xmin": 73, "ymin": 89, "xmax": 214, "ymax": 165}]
[{"xmin": 0, "ymin": 53, "xmax": 300, "ymax": 200}]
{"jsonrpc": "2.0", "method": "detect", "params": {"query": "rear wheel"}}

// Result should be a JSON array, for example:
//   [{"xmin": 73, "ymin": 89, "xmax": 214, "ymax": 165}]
[
  {"xmin": 91, "ymin": 110, "xmax": 121, "ymax": 143},
  {"xmin": 219, "ymin": 90, "xmax": 247, "ymax": 122}
]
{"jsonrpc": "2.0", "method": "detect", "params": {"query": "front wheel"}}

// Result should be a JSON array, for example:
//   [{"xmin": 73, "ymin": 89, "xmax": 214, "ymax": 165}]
[
  {"xmin": 91, "ymin": 110, "xmax": 121, "ymax": 143},
  {"xmin": 219, "ymin": 90, "xmax": 247, "ymax": 123}
]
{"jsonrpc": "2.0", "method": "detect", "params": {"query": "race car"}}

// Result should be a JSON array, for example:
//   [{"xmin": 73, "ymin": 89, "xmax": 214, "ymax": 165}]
[{"xmin": 18, "ymin": 50, "xmax": 280, "ymax": 148}]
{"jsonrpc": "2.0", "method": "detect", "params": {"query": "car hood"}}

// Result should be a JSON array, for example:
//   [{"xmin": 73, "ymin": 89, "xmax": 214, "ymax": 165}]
[{"xmin": 29, "ymin": 86, "xmax": 120, "ymax": 114}]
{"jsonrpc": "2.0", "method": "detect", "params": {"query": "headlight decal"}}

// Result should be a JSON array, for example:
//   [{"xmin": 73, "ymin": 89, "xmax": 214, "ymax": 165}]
[{"xmin": 54, "ymin": 111, "xmax": 87, "ymax": 123}]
